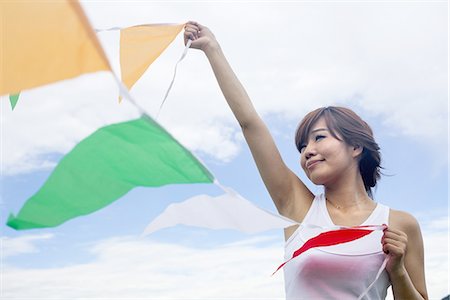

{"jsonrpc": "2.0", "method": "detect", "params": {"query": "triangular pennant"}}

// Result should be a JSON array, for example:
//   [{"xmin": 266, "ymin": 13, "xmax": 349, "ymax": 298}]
[
  {"xmin": 119, "ymin": 24, "xmax": 184, "ymax": 95},
  {"xmin": 9, "ymin": 93, "xmax": 20, "ymax": 110},
  {"xmin": 143, "ymin": 186, "xmax": 297, "ymax": 235},
  {"xmin": 0, "ymin": 0, "xmax": 110, "ymax": 95},
  {"xmin": 7, "ymin": 116, "xmax": 214, "ymax": 230}
]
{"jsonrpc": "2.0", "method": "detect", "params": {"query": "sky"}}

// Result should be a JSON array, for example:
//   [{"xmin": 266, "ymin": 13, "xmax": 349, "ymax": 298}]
[{"xmin": 1, "ymin": 1, "xmax": 448, "ymax": 299}]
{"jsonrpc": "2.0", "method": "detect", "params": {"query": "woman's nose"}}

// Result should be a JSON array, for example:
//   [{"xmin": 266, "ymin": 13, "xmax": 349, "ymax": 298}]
[{"xmin": 304, "ymin": 144, "xmax": 317, "ymax": 160}]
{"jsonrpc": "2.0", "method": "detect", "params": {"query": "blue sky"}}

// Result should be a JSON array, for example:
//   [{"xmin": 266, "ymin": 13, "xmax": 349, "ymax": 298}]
[{"xmin": 1, "ymin": 1, "xmax": 448, "ymax": 299}]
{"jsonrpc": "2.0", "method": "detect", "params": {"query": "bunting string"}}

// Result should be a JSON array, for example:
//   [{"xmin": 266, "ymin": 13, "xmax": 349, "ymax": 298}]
[
  {"xmin": 357, "ymin": 256, "xmax": 389, "ymax": 300},
  {"xmin": 95, "ymin": 23, "xmax": 182, "ymax": 33},
  {"xmin": 96, "ymin": 24, "xmax": 191, "ymax": 120},
  {"xmin": 156, "ymin": 39, "xmax": 191, "ymax": 120}
]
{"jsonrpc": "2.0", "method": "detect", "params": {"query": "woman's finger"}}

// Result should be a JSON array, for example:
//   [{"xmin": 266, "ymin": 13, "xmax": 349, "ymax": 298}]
[
  {"xmin": 383, "ymin": 238, "xmax": 407, "ymax": 250},
  {"xmin": 383, "ymin": 232, "xmax": 407, "ymax": 242},
  {"xmin": 383, "ymin": 227, "xmax": 406, "ymax": 236},
  {"xmin": 184, "ymin": 28, "xmax": 198, "ymax": 37},
  {"xmin": 383, "ymin": 243, "xmax": 406, "ymax": 256},
  {"xmin": 187, "ymin": 20, "xmax": 199, "ymax": 26},
  {"xmin": 184, "ymin": 28, "xmax": 200, "ymax": 45},
  {"xmin": 383, "ymin": 232, "xmax": 408, "ymax": 245}
]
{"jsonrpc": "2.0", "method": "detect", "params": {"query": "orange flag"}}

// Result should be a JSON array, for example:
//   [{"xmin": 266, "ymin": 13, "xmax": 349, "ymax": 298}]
[
  {"xmin": 119, "ymin": 24, "xmax": 184, "ymax": 93},
  {"xmin": 0, "ymin": 1, "xmax": 111, "ymax": 95}
]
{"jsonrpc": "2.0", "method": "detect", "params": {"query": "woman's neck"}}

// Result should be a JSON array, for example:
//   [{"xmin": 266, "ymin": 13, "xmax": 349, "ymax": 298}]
[{"xmin": 324, "ymin": 173, "xmax": 373, "ymax": 211}]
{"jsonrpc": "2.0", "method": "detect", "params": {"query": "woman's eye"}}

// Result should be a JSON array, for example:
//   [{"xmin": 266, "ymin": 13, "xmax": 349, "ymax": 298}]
[{"xmin": 315, "ymin": 135, "xmax": 325, "ymax": 141}]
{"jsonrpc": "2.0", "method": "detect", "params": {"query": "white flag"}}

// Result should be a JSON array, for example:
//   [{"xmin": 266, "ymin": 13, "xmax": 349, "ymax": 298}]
[{"xmin": 143, "ymin": 186, "xmax": 297, "ymax": 236}]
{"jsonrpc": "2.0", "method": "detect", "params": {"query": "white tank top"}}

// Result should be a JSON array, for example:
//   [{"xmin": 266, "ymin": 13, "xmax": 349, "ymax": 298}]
[{"xmin": 284, "ymin": 193, "xmax": 391, "ymax": 300}]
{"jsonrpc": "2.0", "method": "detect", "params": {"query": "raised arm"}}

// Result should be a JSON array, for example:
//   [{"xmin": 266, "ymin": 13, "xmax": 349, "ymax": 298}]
[{"xmin": 184, "ymin": 22, "xmax": 314, "ymax": 220}]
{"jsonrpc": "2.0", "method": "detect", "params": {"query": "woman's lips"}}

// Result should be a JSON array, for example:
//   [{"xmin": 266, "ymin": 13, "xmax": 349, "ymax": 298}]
[{"xmin": 306, "ymin": 159, "xmax": 324, "ymax": 169}]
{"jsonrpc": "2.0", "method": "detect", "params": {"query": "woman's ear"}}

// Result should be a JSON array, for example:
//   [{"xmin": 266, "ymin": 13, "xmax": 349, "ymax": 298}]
[{"xmin": 352, "ymin": 144, "xmax": 363, "ymax": 158}]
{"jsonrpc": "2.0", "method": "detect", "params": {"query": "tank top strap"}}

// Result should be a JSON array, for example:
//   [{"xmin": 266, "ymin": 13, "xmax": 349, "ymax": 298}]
[
  {"xmin": 301, "ymin": 193, "xmax": 324, "ymax": 224},
  {"xmin": 285, "ymin": 193, "xmax": 324, "ymax": 247},
  {"xmin": 363, "ymin": 202, "xmax": 390, "ymax": 226}
]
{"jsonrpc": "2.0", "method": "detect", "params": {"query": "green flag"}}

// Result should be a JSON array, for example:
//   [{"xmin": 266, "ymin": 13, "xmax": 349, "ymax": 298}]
[
  {"xmin": 7, "ymin": 115, "xmax": 214, "ymax": 230},
  {"xmin": 9, "ymin": 93, "xmax": 20, "ymax": 110}
]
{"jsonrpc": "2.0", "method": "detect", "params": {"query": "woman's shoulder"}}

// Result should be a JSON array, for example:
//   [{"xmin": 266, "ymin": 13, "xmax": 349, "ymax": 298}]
[{"xmin": 389, "ymin": 208, "xmax": 421, "ymax": 235}]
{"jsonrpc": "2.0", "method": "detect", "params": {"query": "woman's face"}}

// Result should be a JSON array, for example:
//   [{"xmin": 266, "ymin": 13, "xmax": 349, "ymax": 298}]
[{"xmin": 299, "ymin": 117, "xmax": 360, "ymax": 186}]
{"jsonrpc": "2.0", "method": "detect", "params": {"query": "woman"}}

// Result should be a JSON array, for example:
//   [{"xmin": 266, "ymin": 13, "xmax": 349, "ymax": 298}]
[{"xmin": 184, "ymin": 21, "xmax": 427, "ymax": 300}]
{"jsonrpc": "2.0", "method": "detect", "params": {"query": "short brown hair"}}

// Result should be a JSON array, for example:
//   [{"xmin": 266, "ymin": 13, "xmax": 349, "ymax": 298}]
[{"xmin": 295, "ymin": 107, "xmax": 381, "ymax": 197}]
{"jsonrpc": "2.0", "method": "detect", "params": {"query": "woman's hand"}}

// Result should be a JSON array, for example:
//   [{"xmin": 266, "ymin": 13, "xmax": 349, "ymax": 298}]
[
  {"xmin": 184, "ymin": 21, "xmax": 219, "ymax": 52},
  {"xmin": 382, "ymin": 226, "xmax": 408, "ymax": 278}
]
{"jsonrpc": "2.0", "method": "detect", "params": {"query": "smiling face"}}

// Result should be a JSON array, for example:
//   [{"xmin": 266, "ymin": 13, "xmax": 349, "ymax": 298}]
[
  {"xmin": 299, "ymin": 117, "xmax": 361, "ymax": 187},
  {"xmin": 295, "ymin": 106, "xmax": 381, "ymax": 194}
]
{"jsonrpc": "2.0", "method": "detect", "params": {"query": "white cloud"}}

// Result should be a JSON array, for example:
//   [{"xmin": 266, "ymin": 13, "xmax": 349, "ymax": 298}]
[
  {"xmin": 2, "ymin": 3, "xmax": 447, "ymax": 175},
  {"xmin": 169, "ymin": 122, "xmax": 241, "ymax": 163},
  {"xmin": 1, "ymin": 234, "xmax": 54, "ymax": 258},
  {"xmin": 2, "ymin": 234, "xmax": 286, "ymax": 299},
  {"xmin": 1, "ymin": 73, "xmax": 141, "ymax": 176}
]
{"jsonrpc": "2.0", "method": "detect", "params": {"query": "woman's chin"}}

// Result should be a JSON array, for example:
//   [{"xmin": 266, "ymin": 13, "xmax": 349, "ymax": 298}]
[{"xmin": 308, "ymin": 175, "xmax": 326, "ymax": 186}]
